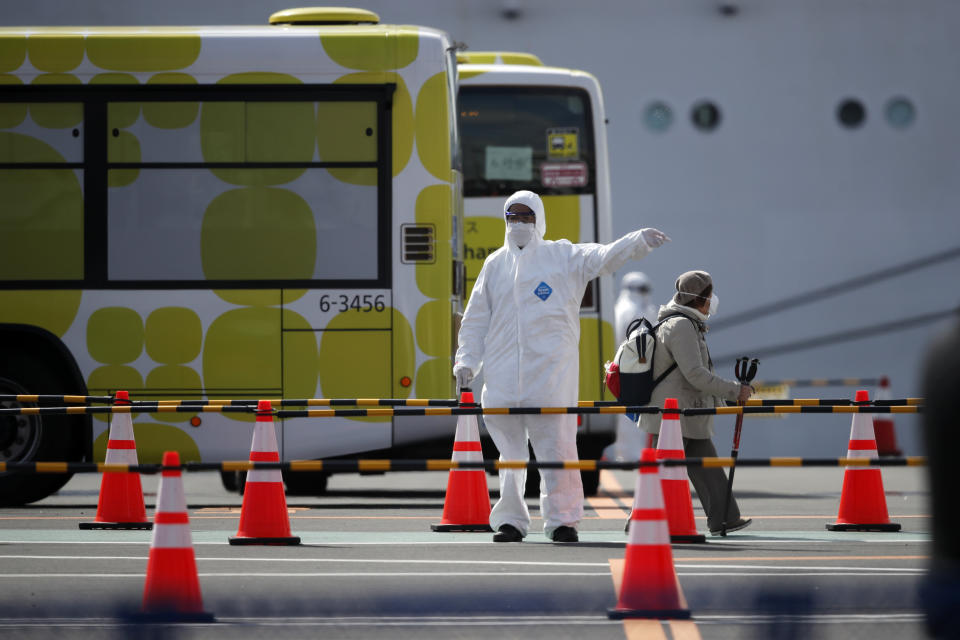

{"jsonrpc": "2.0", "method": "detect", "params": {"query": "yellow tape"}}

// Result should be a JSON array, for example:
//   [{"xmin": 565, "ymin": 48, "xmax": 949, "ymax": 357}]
[
  {"xmin": 0, "ymin": 462, "xmax": 5, "ymax": 472},
  {"xmin": 424, "ymin": 408, "xmax": 453, "ymax": 416},
  {"xmin": 63, "ymin": 395, "xmax": 85, "ymax": 403},
  {"xmin": 599, "ymin": 407, "xmax": 626, "ymax": 414},
  {"xmin": 156, "ymin": 406, "xmax": 177, "ymax": 413},
  {"xmin": 715, "ymin": 407, "xmax": 741, "ymax": 415},
  {"xmin": 427, "ymin": 459, "xmax": 453, "ymax": 471},
  {"xmin": 572, "ymin": 460, "xmax": 596, "ymax": 471},
  {"xmin": 841, "ymin": 458, "xmax": 871, "ymax": 466},
  {"xmin": 365, "ymin": 409, "xmax": 395, "ymax": 417},
  {"xmin": 703, "ymin": 457, "xmax": 733, "ymax": 468},
  {"xmin": 833, "ymin": 406, "xmax": 858, "ymax": 413},
  {"xmin": 98, "ymin": 463, "xmax": 131, "ymax": 472},
  {"xmin": 891, "ymin": 406, "xmax": 918, "ymax": 414},
  {"xmin": 66, "ymin": 407, "xmax": 89, "ymax": 414},
  {"xmin": 202, "ymin": 406, "xmax": 225, "ymax": 412},
  {"xmin": 406, "ymin": 399, "xmax": 430, "ymax": 406},
  {"xmin": 774, "ymin": 406, "xmax": 802, "ymax": 414},
  {"xmin": 289, "ymin": 460, "xmax": 324, "ymax": 472},
  {"xmin": 907, "ymin": 456, "xmax": 927, "ymax": 466},
  {"xmin": 221, "ymin": 461, "xmax": 254, "ymax": 472},
  {"xmin": 358, "ymin": 459, "xmax": 391, "ymax": 472},
  {"xmin": 770, "ymin": 457, "xmax": 803, "ymax": 467},
  {"xmin": 36, "ymin": 462, "xmax": 68, "ymax": 473},
  {"xmin": 356, "ymin": 399, "xmax": 379, "ymax": 406},
  {"xmin": 496, "ymin": 461, "xmax": 527, "ymax": 469},
  {"xmin": 307, "ymin": 400, "xmax": 331, "ymax": 406}
]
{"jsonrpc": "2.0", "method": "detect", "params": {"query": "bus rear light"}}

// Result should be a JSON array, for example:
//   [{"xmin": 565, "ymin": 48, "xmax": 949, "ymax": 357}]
[
  {"xmin": 400, "ymin": 376, "xmax": 412, "ymax": 387},
  {"xmin": 190, "ymin": 416, "xmax": 201, "ymax": 427}
]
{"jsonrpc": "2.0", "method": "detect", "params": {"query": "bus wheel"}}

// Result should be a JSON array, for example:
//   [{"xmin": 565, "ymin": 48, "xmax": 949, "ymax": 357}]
[
  {"xmin": 220, "ymin": 470, "xmax": 246, "ymax": 494},
  {"xmin": 283, "ymin": 469, "xmax": 329, "ymax": 496},
  {"xmin": 0, "ymin": 362, "xmax": 78, "ymax": 506}
]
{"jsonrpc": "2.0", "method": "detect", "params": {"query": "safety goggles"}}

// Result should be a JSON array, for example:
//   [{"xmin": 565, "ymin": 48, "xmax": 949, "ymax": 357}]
[
  {"xmin": 505, "ymin": 211, "xmax": 536, "ymax": 224},
  {"xmin": 628, "ymin": 286, "xmax": 651, "ymax": 295}
]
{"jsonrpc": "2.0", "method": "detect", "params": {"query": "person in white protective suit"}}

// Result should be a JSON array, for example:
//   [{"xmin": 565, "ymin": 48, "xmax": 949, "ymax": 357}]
[
  {"xmin": 608, "ymin": 271, "xmax": 660, "ymax": 461},
  {"xmin": 453, "ymin": 190, "xmax": 670, "ymax": 543},
  {"xmin": 614, "ymin": 272, "xmax": 657, "ymax": 341}
]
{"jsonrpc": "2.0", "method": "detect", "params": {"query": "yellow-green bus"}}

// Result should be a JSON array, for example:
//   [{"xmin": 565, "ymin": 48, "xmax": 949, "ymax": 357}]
[
  {"xmin": 0, "ymin": 7, "xmax": 463, "ymax": 504},
  {"xmin": 0, "ymin": 10, "xmax": 616, "ymax": 505}
]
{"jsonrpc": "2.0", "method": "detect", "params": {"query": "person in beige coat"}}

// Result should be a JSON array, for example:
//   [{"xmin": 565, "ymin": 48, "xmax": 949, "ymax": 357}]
[{"xmin": 638, "ymin": 270, "xmax": 754, "ymax": 535}]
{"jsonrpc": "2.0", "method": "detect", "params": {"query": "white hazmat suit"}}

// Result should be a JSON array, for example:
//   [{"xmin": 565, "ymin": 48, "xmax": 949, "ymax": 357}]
[
  {"xmin": 610, "ymin": 271, "xmax": 659, "ymax": 461},
  {"xmin": 454, "ymin": 190, "xmax": 667, "ymax": 538}
]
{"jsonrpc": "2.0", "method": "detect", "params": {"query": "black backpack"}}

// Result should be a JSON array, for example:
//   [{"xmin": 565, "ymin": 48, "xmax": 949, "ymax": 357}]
[{"xmin": 604, "ymin": 314, "xmax": 687, "ymax": 406}]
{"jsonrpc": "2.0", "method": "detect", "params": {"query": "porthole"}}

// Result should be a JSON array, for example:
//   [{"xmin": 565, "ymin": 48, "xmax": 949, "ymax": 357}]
[
  {"xmin": 690, "ymin": 100, "xmax": 721, "ymax": 132},
  {"xmin": 837, "ymin": 98, "xmax": 866, "ymax": 129},
  {"xmin": 884, "ymin": 96, "xmax": 915, "ymax": 129},
  {"xmin": 642, "ymin": 101, "xmax": 673, "ymax": 133}
]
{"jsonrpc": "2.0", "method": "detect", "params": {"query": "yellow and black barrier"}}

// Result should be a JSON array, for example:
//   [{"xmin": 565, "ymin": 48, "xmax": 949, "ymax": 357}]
[
  {"xmin": 0, "ymin": 456, "xmax": 927, "ymax": 475},
  {"xmin": 0, "ymin": 394, "xmax": 115, "ymax": 404},
  {"xmin": 578, "ymin": 398, "xmax": 922, "ymax": 407},
  {"xmin": 127, "ymin": 398, "xmax": 460, "ymax": 408},
  {"xmin": 0, "ymin": 403, "xmax": 924, "ymax": 417}
]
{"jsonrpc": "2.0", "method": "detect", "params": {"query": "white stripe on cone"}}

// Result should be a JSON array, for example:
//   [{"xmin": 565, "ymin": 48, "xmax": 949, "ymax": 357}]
[
  {"xmin": 104, "ymin": 412, "xmax": 139, "ymax": 465},
  {"xmin": 627, "ymin": 519, "xmax": 671, "ymax": 545},
  {"xmin": 657, "ymin": 414, "xmax": 687, "ymax": 481},
  {"xmin": 151, "ymin": 524, "xmax": 193, "ymax": 549}
]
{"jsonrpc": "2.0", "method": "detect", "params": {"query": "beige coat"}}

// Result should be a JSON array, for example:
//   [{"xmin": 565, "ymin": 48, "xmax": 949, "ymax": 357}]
[{"xmin": 637, "ymin": 302, "xmax": 742, "ymax": 439}]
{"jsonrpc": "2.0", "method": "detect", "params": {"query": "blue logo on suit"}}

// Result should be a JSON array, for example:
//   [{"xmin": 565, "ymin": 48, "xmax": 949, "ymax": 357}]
[{"xmin": 534, "ymin": 282, "xmax": 553, "ymax": 301}]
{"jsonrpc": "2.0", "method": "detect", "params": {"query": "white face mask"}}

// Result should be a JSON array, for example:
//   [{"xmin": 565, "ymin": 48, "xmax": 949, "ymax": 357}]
[
  {"xmin": 707, "ymin": 293, "xmax": 719, "ymax": 317},
  {"xmin": 507, "ymin": 222, "xmax": 535, "ymax": 248},
  {"xmin": 684, "ymin": 292, "xmax": 719, "ymax": 317}
]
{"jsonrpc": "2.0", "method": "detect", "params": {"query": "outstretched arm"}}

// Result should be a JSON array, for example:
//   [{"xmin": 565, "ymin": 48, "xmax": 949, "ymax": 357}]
[{"xmin": 579, "ymin": 228, "xmax": 670, "ymax": 281}]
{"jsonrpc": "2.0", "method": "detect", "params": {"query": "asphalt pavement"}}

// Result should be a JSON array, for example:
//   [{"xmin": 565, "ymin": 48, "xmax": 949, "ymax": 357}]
[{"xmin": 0, "ymin": 464, "xmax": 932, "ymax": 640}]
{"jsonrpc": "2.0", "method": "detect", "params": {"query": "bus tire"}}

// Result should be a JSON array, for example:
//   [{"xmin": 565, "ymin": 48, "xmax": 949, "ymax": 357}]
[
  {"xmin": 0, "ymin": 347, "xmax": 85, "ymax": 506},
  {"xmin": 283, "ymin": 469, "xmax": 329, "ymax": 496},
  {"xmin": 220, "ymin": 470, "xmax": 247, "ymax": 494}
]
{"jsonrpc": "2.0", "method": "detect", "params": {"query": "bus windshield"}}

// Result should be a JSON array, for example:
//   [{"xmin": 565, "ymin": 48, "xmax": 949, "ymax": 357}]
[{"xmin": 459, "ymin": 87, "xmax": 595, "ymax": 198}]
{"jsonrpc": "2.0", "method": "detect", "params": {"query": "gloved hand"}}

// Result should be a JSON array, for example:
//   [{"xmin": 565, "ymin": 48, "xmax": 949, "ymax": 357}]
[
  {"xmin": 454, "ymin": 367, "xmax": 473, "ymax": 389},
  {"xmin": 737, "ymin": 384, "xmax": 753, "ymax": 404},
  {"xmin": 641, "ymin": 228, "xmax": 670, "ymax": 248}
]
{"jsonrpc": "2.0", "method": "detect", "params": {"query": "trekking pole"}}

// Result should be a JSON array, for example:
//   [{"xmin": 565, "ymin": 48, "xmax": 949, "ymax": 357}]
[{"xmin": 719, "ymin": 357, "xmax": 759, "ymax": 536}]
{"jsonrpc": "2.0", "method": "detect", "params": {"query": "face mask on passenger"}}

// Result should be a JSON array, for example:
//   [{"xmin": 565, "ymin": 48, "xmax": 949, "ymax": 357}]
[
  {"xmin": 686, "ymin": 292, "xmax": 720, "ymax": 317},
  {"xmin": 507, "ymin": 222, "xmax": 535, "ymax": 248}
]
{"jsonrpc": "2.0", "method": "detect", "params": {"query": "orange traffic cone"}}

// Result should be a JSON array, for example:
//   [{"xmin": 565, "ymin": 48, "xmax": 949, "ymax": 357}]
[
  {"xmin": 654, "ymin": 398, "xmax": 705, "ymax": 543},
  {"xmin": 873, "ymin": 376, "xmax": 903, "ymax": 457},
  {"xmin": 80, "ymin": 390, "xmax": 151, "ymax": 530},
  {"xmin": 826, "ymin": 390, "xmax": 901, "ymax": 532},
  {"xmin": 141, "ymin": 450, "xmax": 214, "ymax": 621},
  {"xmin": 229, "ymin": 400, "xmax": 300, "ymax": 545},
  {"xmin": 609, "ymin": 448, "xmax": 691, "ymax": 620},
  {"xmin": 431, "ymin": 389, "xmax": 493, "ymax": 532}
]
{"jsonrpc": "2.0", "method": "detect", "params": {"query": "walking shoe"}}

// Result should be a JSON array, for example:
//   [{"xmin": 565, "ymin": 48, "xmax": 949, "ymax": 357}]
[
  {"xmin": 493, "ymin": 524, "xmax": 523, "ymax": 542},
  {"xmin": 550, "ymin": 526, "xmax": 579, "ymax": 543},
  {"xmin": 710, "ymin": 517, "xmax": 752, "ymax": 536}
]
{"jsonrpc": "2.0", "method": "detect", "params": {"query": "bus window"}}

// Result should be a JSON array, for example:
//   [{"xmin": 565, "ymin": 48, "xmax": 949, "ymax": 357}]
[{"xmin": 459, "ymin": 87, "xmax": 595, "ymax": 198}]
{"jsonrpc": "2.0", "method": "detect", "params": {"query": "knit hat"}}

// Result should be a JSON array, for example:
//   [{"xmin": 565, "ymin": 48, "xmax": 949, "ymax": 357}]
[{"xmin": 673, "ymin": 270, "xmax": 713, "ymax": 306}]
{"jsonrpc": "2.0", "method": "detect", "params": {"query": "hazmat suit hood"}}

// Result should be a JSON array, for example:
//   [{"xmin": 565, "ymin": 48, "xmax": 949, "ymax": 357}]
[{"xmin": 503, "ymin": 190, "xmax": 546, "ymax": 251}]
